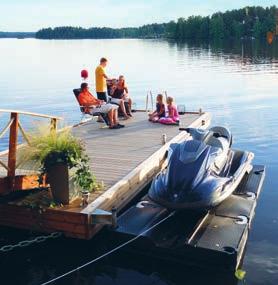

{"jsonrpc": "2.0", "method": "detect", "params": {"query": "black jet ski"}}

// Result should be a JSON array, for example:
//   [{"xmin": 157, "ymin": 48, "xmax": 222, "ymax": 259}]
[{"xmin": 148, "ymin": 126, "xmax": 254, "ymax": 210}]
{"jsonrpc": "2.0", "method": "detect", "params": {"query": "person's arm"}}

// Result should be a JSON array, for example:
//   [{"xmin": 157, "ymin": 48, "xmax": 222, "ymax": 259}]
[
  {"xmin": 109, "ymin": 85, "xmax": 116, "ymax": 97},
  {"xmin": 103, "ymin": 73, "xmax": 109, "ymax": 79},
  {"xmin": 87, "ymin": 92, "xmax": 102, "ymax": 106},
  {"xmin": 149, "ymin": 110, "xmax": 157, "ymax": 117}
]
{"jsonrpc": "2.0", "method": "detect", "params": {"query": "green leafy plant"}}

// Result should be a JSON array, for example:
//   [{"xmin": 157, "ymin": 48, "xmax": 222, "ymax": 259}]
[
  {"xmin": 74, "ymin": 154, "xmax": 97, "ymax": 191},
  {"xmin": 19, "ymin": 125, "xmax": 98, "ymax": 192}
]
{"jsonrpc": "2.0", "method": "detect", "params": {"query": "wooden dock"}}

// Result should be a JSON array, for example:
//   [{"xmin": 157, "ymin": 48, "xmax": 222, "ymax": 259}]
[{"xmin": 0, "ymin": 110, "xmax": 211, "ymax": 239}]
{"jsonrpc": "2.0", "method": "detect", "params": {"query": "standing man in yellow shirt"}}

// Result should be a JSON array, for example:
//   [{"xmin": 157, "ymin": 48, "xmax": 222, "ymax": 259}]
[{"xmin": 95, "ymin": 57, "xmax": 110, "ymax": 102}]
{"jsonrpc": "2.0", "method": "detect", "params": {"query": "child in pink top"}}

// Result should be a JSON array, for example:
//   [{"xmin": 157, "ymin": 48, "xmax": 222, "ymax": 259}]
[{"xmin": 159, "ymin": 96, "xmax": 180, "ymax": 125}]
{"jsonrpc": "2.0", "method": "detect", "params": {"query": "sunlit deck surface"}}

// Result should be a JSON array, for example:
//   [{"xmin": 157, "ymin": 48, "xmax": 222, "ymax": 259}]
[
  {"xmin": 73, "ymin": 111, "xmax": 205, "ymax": 191},
  {"xmin": 0, "ymin": 111, "xmax": 211, "ymax": 239}
]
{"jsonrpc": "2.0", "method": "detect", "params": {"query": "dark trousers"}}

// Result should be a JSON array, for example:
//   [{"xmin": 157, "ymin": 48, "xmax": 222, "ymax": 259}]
[{"xmin": 97, "ymin": 92, "xmax": 108, "ymax": 102}]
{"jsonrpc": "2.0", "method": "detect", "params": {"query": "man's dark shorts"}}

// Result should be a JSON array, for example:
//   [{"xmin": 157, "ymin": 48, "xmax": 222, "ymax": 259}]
[{"xmin": 97, "ymin": 92, "xmax": 108, "ymax": 102}]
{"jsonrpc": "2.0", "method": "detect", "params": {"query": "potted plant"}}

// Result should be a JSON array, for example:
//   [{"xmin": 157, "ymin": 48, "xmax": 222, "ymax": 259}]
[{"xmin": 19, "ymin": 126, "xmax": 97, "ymax": 205}]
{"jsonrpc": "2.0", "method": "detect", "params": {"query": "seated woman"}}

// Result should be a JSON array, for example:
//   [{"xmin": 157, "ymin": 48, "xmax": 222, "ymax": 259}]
[
  {"xmin": 148, "ymin": 94, "xmax": 165, "ymax": 122},
  {"xmin": 159, "ymin": 96, "xmax": 180, "ymax": 125},
  {"xmin": 78, "ymin": 83, "xmax": 124, "ymax": 129},
  {"xmin": 110, "ymin": 75, "xmax": 132, "ymax": 118}
]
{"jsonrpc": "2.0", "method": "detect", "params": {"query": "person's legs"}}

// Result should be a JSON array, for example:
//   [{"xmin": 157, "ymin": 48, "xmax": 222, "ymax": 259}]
[
  {"xmin": 107, "ymin": 109, "xmax": 116, "ymax": 127},
  {"xmin": 113, "ymin": 109, "xmax": 117, "ymax": 125},
  {"xmin": 148, "ymin": 112, "xmax": 157, "ymax": 121},
  {"xmin": 97, "ymin": 92, "xmax": 108, "ymax": 102},
  {"xmin": 152, "ymin": 116, "xmax": 159, "ymax": 123},
  {"xmin": 110, "ymin": 98, "xmax": 129, "ymax": 118},
  {"xmin": 119, "ymin": 100, "xmax": 129, "ymax": 118},
  {"xmin": 108, "ymin": 109, "xmax": 124, "ymax": 129},
  {"xmin": 124, "ymin": 101, "xmax": 132, "ymax": 116},
  {"xmin": 96, "ymin": 104, "xmax": 113, "ymax": 126},
  {"xmin": 97, "ymin": 104, "xmax": 124, "ymax": 128},
  {"xmin": 96, "ymin": 92, "xmax": 108, "ymax": 122},
  {"xmin": 113, "ymin": 109, "xmax": 124, "ymax": 128}
]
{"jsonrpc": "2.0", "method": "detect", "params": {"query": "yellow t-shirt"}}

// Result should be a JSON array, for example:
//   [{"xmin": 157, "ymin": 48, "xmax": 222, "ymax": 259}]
[{"xmin": 95, "ymin": 65, "xmax": 107, "ymax": 92}]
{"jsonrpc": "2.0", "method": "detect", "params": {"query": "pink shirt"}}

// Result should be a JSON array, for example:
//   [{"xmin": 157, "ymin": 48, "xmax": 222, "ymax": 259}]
[{"xmin": 168, "ymin": 104, "xmax": 179, "ymax": 121}]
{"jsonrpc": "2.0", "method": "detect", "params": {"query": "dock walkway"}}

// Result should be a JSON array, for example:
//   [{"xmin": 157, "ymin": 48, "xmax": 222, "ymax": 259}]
[
  {"xmin": 0, "ymin": 110, "xmax": 211, "ymax": 239},
  {"xmin": 73, "ymin": 111, "xmax": 206, "ymax": 192}
]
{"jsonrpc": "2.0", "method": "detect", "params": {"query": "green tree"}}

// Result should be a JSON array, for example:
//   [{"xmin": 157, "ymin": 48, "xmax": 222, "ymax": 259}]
[
  {"xmin": 166, "ymin": 21, "xmax": 177, "ymax": 38},
  {"xmin": 253, "ymin": 20, "xmax": 262, "ymax": 38},
  {"xmin": 210, "ymin": 14, "xmax": 225, "ymax": 39}
]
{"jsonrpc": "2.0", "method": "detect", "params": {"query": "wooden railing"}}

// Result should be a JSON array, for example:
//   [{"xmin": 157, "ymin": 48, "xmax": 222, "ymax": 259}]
[{"xmin": 0, "ymin": 109, "xmax": 62, "ymax": 191}]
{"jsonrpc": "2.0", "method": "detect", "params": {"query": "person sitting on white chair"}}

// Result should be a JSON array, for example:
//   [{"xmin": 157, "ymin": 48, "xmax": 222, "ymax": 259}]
[{"xmin": 78, "ymin": 83, "xmax": 124, "ymax": 129}]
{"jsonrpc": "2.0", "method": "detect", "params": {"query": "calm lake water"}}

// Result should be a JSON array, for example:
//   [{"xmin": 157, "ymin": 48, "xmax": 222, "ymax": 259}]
[{"xmin": 0, "ymin": 38, "xmax": 278, "ymax": 285}]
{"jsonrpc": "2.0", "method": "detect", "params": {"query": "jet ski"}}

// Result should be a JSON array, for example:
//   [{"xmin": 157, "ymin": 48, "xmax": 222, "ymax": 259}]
[
  {"xmin": 110, "ymin": 127, "xmax": 265, "ymax": 271},
  {"xmin": 148, "ymin": 126, "xmax": 254, "ymax": 210}
]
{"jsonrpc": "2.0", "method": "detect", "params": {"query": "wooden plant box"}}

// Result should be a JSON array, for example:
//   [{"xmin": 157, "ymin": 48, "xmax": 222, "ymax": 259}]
[{"xmin": 0, "ymin": 174, "xmax": 48, "ymax": 194}]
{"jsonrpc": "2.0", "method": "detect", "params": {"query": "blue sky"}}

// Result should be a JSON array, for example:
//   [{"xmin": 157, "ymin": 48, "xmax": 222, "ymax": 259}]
[{"xmin": 0, "ymin": 0, "xmax": 276, "ymax": 32}]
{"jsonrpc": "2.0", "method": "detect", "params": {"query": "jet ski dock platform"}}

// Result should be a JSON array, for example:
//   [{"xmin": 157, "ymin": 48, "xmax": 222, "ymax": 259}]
[
  {"xmin": 0, "ymin": 109, "xmax": 211, "ymax": 239},
  {"xmin": 111, "ymin": 164, "xmax": 265, "ymax": 271}
]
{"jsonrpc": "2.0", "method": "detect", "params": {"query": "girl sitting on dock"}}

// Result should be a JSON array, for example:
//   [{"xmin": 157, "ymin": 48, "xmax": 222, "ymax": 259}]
[
  {"xmin": 148, "ymin": 94, "xmax": 165, "ymax": 122},
  {"xmin": 159, "ymin": 96, "xmax": 180, "ymax": 125},
  {"xmin": 110, "ymin": 75, "xmax": 132, "ymax": 118}
]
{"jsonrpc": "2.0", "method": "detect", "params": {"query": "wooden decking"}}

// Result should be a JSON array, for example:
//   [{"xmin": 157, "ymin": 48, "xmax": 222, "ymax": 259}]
[
  {"xmin": 0, "ymin": 110, "xmax": 211, "ymax": 239},
  {"xmin": 73, "ymin": 111, "xmax": 206, "ymax": 192}
]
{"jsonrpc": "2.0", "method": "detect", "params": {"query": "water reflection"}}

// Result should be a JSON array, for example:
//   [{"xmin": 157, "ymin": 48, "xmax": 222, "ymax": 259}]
[
  {"xmin": 244, "ymin": 240, "xmax": 278, "ymax": 284},
  {"xmin": 174, "ymin": 39, "xmax": 278, "ymax": 60},
  {"xmin": 0, "ymin": 229, "xmax": 240, "ymax": 285}
]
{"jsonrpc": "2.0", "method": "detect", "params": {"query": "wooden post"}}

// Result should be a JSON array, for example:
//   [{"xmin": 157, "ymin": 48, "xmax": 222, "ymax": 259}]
[
  {"xmin": 51, "ymin": 118, "xmax": 57, "ymax": 132},
  {"xmin": 7, "ymin": 112, "xmax": 19, "ymax": 190}
]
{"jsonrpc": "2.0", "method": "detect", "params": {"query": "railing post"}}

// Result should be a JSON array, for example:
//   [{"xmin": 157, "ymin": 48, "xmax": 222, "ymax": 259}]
[
  {"xmin": 7, "ymin": 112, "xmax": 19, "ymax": 190},
  {"xmin": 51, "ymin": 118, "xmax": 57, "ymax": 132}
]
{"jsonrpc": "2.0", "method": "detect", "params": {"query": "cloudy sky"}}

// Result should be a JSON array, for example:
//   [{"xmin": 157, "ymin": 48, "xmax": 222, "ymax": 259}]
[{"xmin": 0, "ymin": 0, "xmax": 276, "ymax": 32}]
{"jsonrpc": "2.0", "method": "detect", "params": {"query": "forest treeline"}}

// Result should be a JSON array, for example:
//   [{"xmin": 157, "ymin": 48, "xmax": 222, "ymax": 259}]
[
  {"xmin": 0, "ymin": 32, "xmax": 35, "ymax": 38},
  {"xmin": 36, "ymin": 6, "xmax": 277, "ymax": 40}
]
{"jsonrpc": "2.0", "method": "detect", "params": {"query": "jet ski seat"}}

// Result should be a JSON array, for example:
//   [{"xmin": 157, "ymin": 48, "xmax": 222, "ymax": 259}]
[
  {"xmin": 178, "ymin": 140, "xmax": 207, "ymax": 164},
  {"xmin": 205, "ymin": 136, "xmax": 229, "ymax": 151},
  {"xmin": 205, "ymin": 135, "xmax": 230, "ymax": 171},
  {"xmin": 210, "ymin": 126, "xmax": 230, "ymax": 139},
  {"xmin": 204, "ymin": 126, "xmax": 230, "ymax": 155}
]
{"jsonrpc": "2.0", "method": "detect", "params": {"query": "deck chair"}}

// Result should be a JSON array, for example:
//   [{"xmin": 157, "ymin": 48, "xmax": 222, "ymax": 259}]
[{"xmin": 73, "ymin": 89, "xmax": 110, "ymax": 125}]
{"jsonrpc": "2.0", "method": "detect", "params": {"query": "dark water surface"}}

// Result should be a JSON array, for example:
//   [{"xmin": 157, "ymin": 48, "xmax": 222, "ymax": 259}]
[{"xmin": 0, "ymin": 39, "xmax": 278, "ymax": 285}]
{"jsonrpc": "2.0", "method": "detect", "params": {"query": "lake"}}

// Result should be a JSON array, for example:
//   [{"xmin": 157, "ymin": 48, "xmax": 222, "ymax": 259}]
[{"xmin": 0, "ymin": 38, "xmax": 278, "ymax": 285}]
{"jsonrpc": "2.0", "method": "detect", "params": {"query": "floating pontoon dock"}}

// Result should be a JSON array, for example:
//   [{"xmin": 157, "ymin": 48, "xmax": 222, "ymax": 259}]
[
  {"xmin": 112, "ymin": 165, "xmax": 265, "ymax": 271},
  {"xmin": 0, "ymin": 110, "xmax": 211, "ymax": 239}
]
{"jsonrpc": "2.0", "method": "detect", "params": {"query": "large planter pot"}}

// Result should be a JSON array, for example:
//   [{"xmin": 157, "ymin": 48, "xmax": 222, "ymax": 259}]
[{"xmin": 47, "ymin": 164, "xmax": 70, "ymax": 205}]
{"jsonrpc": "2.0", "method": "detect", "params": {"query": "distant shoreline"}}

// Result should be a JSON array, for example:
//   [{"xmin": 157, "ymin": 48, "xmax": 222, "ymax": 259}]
[
  {"xmin": 2, "ymin": 5, "xmax": 277, "ymax": 41},
  {"xmin": 0, "ymin": 32, "xmax": 35, "ymax": 39},
  {"xmin": 35, "ymin": 6, "xmax": 277, "ymax": 41}
]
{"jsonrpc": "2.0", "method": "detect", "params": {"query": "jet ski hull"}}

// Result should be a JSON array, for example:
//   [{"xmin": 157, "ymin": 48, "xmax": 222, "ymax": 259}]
[
  {"xmin": 149, "ymin": 149, "xmax": 254, "ymax": 210},
  {"xmin": 148, "ymin": 126, "xmax": 254, "ymax": 210}
]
